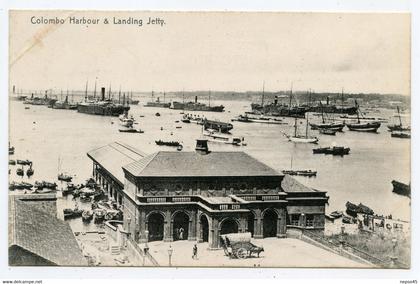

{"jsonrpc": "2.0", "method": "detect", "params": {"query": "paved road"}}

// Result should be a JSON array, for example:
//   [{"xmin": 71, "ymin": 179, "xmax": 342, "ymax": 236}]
[{"xmin": 146, "ymin": 237, "xmax": 371, "ymax": 268}]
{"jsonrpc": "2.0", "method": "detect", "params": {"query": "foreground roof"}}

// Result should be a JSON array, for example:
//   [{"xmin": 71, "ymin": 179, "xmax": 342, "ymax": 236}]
[
  {"xmin": 87, "ymin": 142, "xmax": 147, "ymax": 184},
  {"xmin": 9, "ymin": 195, "xmax": 87, "ymax": 266},
  {"xmin": 123, "ymin": 151, "xmax": 281, "ymax": 177},
  {"xmin": 281, "ymin": 175, "xmax": 319, "ymax": 193}
]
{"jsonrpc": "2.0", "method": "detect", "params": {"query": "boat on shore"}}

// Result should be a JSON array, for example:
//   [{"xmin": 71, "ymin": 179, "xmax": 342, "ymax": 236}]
[
  {"xmin": 35, "ymin": 181, "xmax": 57, "ymax": 190},
  {"xmin": 26, "ymin": 166, "xmax": 34, "ymax": 177},
  {"xmin": 391, "ymin": 180, "xmax": 410, "ymax": 197},
  {"xmin": 9, "ymin": 145, "xmax": 15, "ymax": 155},
  {"xmin": 63, "ymin": 207, "xmax": 83, "ymax": 219},
  {"xmin": 313, "ymin": 146, "xmax": 350, "ymax": 156},
  {"xmin": 391, "ymin": 131, "xmax": 411, "ymax": 139},
  {"xmin": 17, "ymin": 159, "xmax": 32, "ymax": 166},
  {"xmin": 9, "ymin": 181, "xmax": 33, "ymax": 191},
  {"xmin": 16, "ymin": 167, "xmax": 24, "ymax": 176},
  {"xmin": 9, "ymin": 159, "xmax": 16, "ymax": 165}
]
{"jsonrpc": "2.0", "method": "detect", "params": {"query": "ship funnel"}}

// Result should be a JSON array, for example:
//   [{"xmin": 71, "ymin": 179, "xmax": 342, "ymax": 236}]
[
  {"xmin": 195, "ymin": 96, "xmax": 198, "ymax": 103},
  {"xmin": 195, "ymin": 139, "xmax": 209, "ymax": 155},
  {"xmin": 101, "ymin": 87, "xmax": 105, "ymax": 101}
]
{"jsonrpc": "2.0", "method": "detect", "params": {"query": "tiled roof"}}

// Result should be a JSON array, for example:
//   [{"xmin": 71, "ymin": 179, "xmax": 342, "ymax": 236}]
[
  {"xmin": 281, "ymin": 175, "xmax": 318, "ymax": 193},
  {"xmin": 87, "ymin": 142, "xmax": 147, "ymax": 184},
  {"xmin": 123, "ymin": 151, "xmax": 281, "ymax": 177},
  {"xmin": 9, "ymin": 196, "xmax": 87, "ymax": 266}
]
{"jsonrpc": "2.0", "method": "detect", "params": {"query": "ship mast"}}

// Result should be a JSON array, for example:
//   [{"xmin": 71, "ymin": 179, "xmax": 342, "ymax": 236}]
[
  {"xmin": 289, "ymin": 82, "xmax": 293, "ymax": 111},
  {"xmin": 208, "ymin": 90, "xmax": 211, "ymax": 107},
  {"xmin": 108, "ymin": 84, "xmax": 112, "ymax": 100},
  {"xmin": 164, "ymin": 91, "xmax": 166, "ymax": 103},
  {"xmin": 261, "ymin": 81, "xmax": 265, "ymax": 107},
  {"xmin": 397, "ymin": 106, "xmax": 402, "ymax": 126},
  {"xmin": 341, "ymin": 87, "xmax": 344, "ymax": 112},
  {"xmin": 94, "ymin": 80, "xmax": 97, "ymax": 100},
  {"xmin": 84, "ymin": 80, "xmax": 88, "ymax": 102},
  {"xmin": 118, "ymin": 86, "xmax": 121, "ymax": 104},
  {"xmin": 305, "ymin": 114, "xmax": 309, "ymax": 138}
]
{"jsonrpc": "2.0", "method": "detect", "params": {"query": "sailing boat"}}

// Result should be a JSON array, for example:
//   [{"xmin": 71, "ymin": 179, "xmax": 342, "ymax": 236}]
[
  {"xmin": 282, "ymin": 156, "xmax": 317, "ymax": 177},
  {"xmin": 309, "ymin": 102, "xmax": 345, "ymax": 132},
  {"xmin": 286, "ymin": 115, "xmax": 319, "ymax": 143},
  {"xmin": 387, "ymin": 106, "xmax": 410, "ymax": 132},
  {"xmin": 346, "ymin": 100, "xmax": 381, "ymax": 132}
]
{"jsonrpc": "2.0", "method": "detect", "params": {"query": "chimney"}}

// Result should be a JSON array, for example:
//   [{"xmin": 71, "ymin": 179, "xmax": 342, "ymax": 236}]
[
  {"xmin": 195, "ymin": 96, "xmax": 198, "ymax": 103},
  {"xmin": 101, "ymin": 87, "xmax": 105, "ymax": 101},
  {"xmin": 195, "ymin": 139, "xmax": 209, "ymax": 155},
  {"xmin": 274, "ymin": 95, "xmax": 278, "ymax": 105}
]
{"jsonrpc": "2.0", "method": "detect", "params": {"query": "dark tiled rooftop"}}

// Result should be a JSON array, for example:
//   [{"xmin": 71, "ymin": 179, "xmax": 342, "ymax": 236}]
[
  {"xmin": 9, "ymin": 195, "xmax": 87, "ymax": 266},
  {"xmin": 123, "ymin": 151, "xmax": 281, "ymax": 177}
]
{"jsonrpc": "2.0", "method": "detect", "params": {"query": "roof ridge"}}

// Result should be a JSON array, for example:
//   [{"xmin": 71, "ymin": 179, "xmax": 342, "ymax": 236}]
[
  {"xmin": 114, "ymin": 141, "xmax": 147, "ymax": 157},
  {"xmin": 134, "ymin": 151, "xmax": 160, "ymax": 176}
]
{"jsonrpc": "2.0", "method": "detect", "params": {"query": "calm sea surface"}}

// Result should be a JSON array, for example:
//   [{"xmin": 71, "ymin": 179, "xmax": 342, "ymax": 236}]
[{"xmin": 9, "ymin": 98, "xmax": 411, "ymax": 231}]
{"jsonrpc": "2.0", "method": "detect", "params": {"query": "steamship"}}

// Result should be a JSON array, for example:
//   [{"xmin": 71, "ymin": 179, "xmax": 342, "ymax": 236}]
[
  {"xmin": 145, "ymin": 91, "xmax": 170, "ymax": 108},
  {"xmin": 77, "ymin": 87, "xmax": 130, "ymax": 116},
  {"xmin": 171, "ymin": 95, "xmax": 224, "ymax": 112}
]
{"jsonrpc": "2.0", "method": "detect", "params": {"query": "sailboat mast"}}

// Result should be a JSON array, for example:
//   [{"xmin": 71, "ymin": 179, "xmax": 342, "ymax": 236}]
[
  {"xmin": 305, "ymin": 115, "xmax": 309, "ymax": 138},
  {"xmin": 94, "ymin": 80, "xmax": 97, "ymax": 99},
  {"xmin": 289, "ymin": 83, "xmax": 293, "ymax": 111},
  {"xmin": 397, "ymin": 106, "xmax": 402, "ymax": 126},
  {"xmin": 341, "ymin": 87, "xmax": 344, "ymax": 111},
  {"xmin": 118, "ymin": 86, "xmax": 121, "ymax": 104}
]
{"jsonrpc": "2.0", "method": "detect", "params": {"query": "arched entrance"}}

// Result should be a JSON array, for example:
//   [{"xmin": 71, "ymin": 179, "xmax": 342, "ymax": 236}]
[
  {"xmin": 172, "ymin": 211, "xmax": 190, "ymax": 241},
  {"xmin": 200, "ymin": 215, "xmax": 209, "ymax": 242},
  {"xmin": 220, "ymin": 218, "xmax": 239, "ymax": 235},
  {"xmin": 247, "ymin": 212, "xmax": 255, "ymax": 237},
  {"xmin": 263, "ymin": 209, "xmax": 278, "ymax": 238},
  {"xmin": 148, "ymin": 212, "xmax": 164, "ymax": 241}
]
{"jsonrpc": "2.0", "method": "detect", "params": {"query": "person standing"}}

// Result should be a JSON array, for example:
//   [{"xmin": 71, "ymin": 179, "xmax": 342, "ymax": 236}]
[
  {"xmin": 192, "ymin": 244, "xmax": 198, "ymax": 260},
  {"xmin": 179, "ymin": 227, "xmax": 184, "ymax": 240}
]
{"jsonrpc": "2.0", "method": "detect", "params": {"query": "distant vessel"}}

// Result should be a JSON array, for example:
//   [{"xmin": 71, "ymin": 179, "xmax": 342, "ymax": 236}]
[
  {"xmin": 309, "ymin": 103, "xmax": 345, "ymax": 132},
  {"xmin": 53, "ymin": 94, "xmax": 77, "ymax": 110},
  {"xmin": 203, "ymin": 129, "xmax": 244, "ymax": 146},
  {"xmin": 232, "ymin": 114, "xmax": 287, "ymax": 125},
  {"xmin": 391, "ymin": 131, "xmax": 410, "ymax": 139},
  {"xmin": 346, "ymin": 101, "xmax": 381, "ymax": 132},
  {"xmin": 387, "ymin": 107, "xmax": 410, "ymax": 132},
  {"xmin": 391, "ymin": 180, "xmax": 410, "ymax": 197},
  {"xmin": 203, "ymin": 119, "xmax": 233, "ymax": 133},
  {"xmin": 77, "ymin": 86, "xmax": 129, "ymax": 116},
  {"xmin": 282, "ymin": 156, "xmax": 317, "ymax": 177},
  {"xmin": 250, "ymin": 84, "xmax": 306, "ymax": 118},
  {"xmin": 313, "ymin": 146, "xmax": 350, "ymax": 156},
  {"xmin": 306, "ymin": 90, "xmax": 357, "ymax": 115},
  {"xmin": 155, "ymin": 140, "xmax": 181, "ymax": 147},
  {"xmin": 119, "ymin": 112, "xmax": 134, "ymax": 127},
  {"xmin": 145, "ymin": 91, "xmax": 171, "ymax": 108},
  {"xmin": 171, "ymin": 92, "xmax": 224, "ymax": 112}
]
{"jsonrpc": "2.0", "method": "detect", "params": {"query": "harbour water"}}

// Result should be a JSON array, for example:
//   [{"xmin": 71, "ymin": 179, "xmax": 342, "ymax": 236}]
[{"xmin": 9, "ymin": 98, "xmax": 411, "ymax": 232}]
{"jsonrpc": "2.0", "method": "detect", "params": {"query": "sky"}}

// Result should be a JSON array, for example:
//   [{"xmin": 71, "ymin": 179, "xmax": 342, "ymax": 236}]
[{"xmin": 9, "ymin": 11, "xmax": 411, "ymax": 95}]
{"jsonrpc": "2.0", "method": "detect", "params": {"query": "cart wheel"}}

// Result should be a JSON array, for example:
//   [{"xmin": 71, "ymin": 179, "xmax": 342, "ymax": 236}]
[{"xmin": 236, "ymin": 248, "xmax": 247, "ymax": 259}]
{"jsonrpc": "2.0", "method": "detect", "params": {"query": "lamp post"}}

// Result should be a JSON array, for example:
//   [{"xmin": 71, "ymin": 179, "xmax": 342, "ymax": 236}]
[
  {"xmin": 143, "ymin": 230, "xmax": 149, "ymax": 266},
  {"xmin": 168, "ymin": 245, "xmax": 173, "ymax": 267}
]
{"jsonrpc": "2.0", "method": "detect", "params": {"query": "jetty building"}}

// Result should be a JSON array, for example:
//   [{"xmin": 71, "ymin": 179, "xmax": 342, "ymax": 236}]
[{"xmin": 87, "ymin": 140, "xmax": 329, "ymax": 249}]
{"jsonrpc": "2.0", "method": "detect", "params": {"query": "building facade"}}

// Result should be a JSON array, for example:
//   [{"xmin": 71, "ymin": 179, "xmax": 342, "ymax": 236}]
[{"xmin": 88, "ymin": 140, "xmax": 329, "ymax": 249}]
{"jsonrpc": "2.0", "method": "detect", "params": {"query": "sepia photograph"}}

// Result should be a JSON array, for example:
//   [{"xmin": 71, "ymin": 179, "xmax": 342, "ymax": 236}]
[{"xmin": 8, "ymin": 10, "xmax": 411, "ymax": 268}]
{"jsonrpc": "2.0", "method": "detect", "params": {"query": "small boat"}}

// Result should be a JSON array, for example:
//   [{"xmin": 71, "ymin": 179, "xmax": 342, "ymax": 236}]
[
  {"xmin": 82, "ymin": 210, "xmax": 94, "ymax": 222},
  {"xmin": 175, "ymin": 126, "xmax": 182, "ymax": 129},
  {"xmin": 155, "ymin": 112, "xmax": 161, "ymax": 117},
  {"xmin": 313, "ymin": 146, "xmax": 350, "ymax": 156},
  {"xmin": 155, "ymin": 140, "xmax": 180, "ymax": 147},
  {"xmin": 391, "ymin": 131, "xmax": 411, "ymax": 139},
  {"xmin": 346, "ymin": 101, "xmax": 381, "ymax": 132},
  {"xmin": 16, "ymin": 159, "xmax": 32, "ymax": 166},
  {"xmin": 319, "ymin": 128, "xmax": 337, "ymax": 136},
  {"xmin": 177, "ymin": 144, "xmax": 183, "ymax": 151},
  {"xmin": 9, "ymin": 181, "xmax": 33, "ymax": 190},
  {"xmin": 181, "ymin": 118, "xmax": 191, "ymax": 123},
  {"xmin": 35, "ymin": 181, "xmax": 57, "ymax": 190},
  {"xmin": 9, "ymin": 147, "xmax": 15, "ymax": 155},
  {"xmin": 330, "ymin": 211, "xmax": 343, "ymax": 219},
  {"xmin": 387, "ymin": 107, "xmax": 410, "ymax": 132},
  {"xmin": 34, "ymin": 188, "xmax": 55, "ymax": 194},
  {"xmin": 119, "ymin": 112, "xmax": 135, "ymax": 127},
  {"xmin": 58, "ymin": 173, "xmax": 73, "ymax": 182},
  {"xmin": 119, "ymin": 127, "xmax": 144, "ymax": 133},
  {"xmin": 16, "ymin": 167, "xmax": 24, "ymax": 176},
  {"xmin": 285, "ymin": 116, "xmax": 318, "ymax": 144},
  {"xmin": 94, "ymin": 209, "xmax": 107, "ymax": 223},
  {"xmin": 26, "ymin": 166, "xmax": 34, "ymax": 177},
  {"xmin": 63, "ymin": 208, "xmax": 84, "ymax": 219},
  {"xmin": 80, "ymin": 194, "xmax": 92, "ymax": 203},
  {"xmin": 62, "ymin": 183, "xmax": 77, "ymax": 196},
  {"xmin": 282, "ymin": 169, "xmax": 317, "ymax": 177},
  {"xmin": 342, "ymin": 216, "xmax": 352, "ymax": 224},
  {"xmin": 9, "ymin": 160, "xmax": 16, "ymax": 165},
  {"xmin": 391, "ymin": 180, "xmax": 410, "ymax": 197},
  {"xmin": 203, "ymin": 130, "xmax": 243, "ymax": 146},
  {"xmin": 25, "ymin": 106, "xmax": 30, "ymax": 110}
]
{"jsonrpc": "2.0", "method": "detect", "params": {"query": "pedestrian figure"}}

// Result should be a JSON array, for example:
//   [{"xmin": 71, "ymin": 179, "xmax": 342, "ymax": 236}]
[
  {"xmin": 179, "ymin": 227, "xmax": 184, "ymax": 240},
  {"xmin": 192, "ymin": 244, "xmax": 198, "ymax": 259}
]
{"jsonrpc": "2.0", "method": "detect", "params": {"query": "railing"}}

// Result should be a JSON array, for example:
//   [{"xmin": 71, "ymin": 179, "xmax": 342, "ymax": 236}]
[
  {"xmin": 173, "ymin": 197, "xmax": 191, "ymax": 203},
  {"xmin": 146, "ymin": 197, "xmax": 166, "ymax": 203},
  {"xmin": 127, "ymin": 238, "xmax": 160, "ymax": 267},
  {"xmin": 262, "ymin": 195, "xmax": 280, "ymax": 201}
]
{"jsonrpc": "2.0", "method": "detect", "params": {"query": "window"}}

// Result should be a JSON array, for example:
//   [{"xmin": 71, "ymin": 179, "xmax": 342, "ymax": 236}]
[
  {"xmin": 291, "ymin": 214, "xmax": 300, "ymax": 226},
  {"xmin": 306, "ymin": 214, "xmax": 315, "ymax": 227}
]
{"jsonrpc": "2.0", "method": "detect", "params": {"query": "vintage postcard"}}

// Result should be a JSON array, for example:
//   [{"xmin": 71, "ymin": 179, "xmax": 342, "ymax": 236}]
[{"xmin": 8, "ymin": 10, "xmax": 410, "ymax": 268}]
